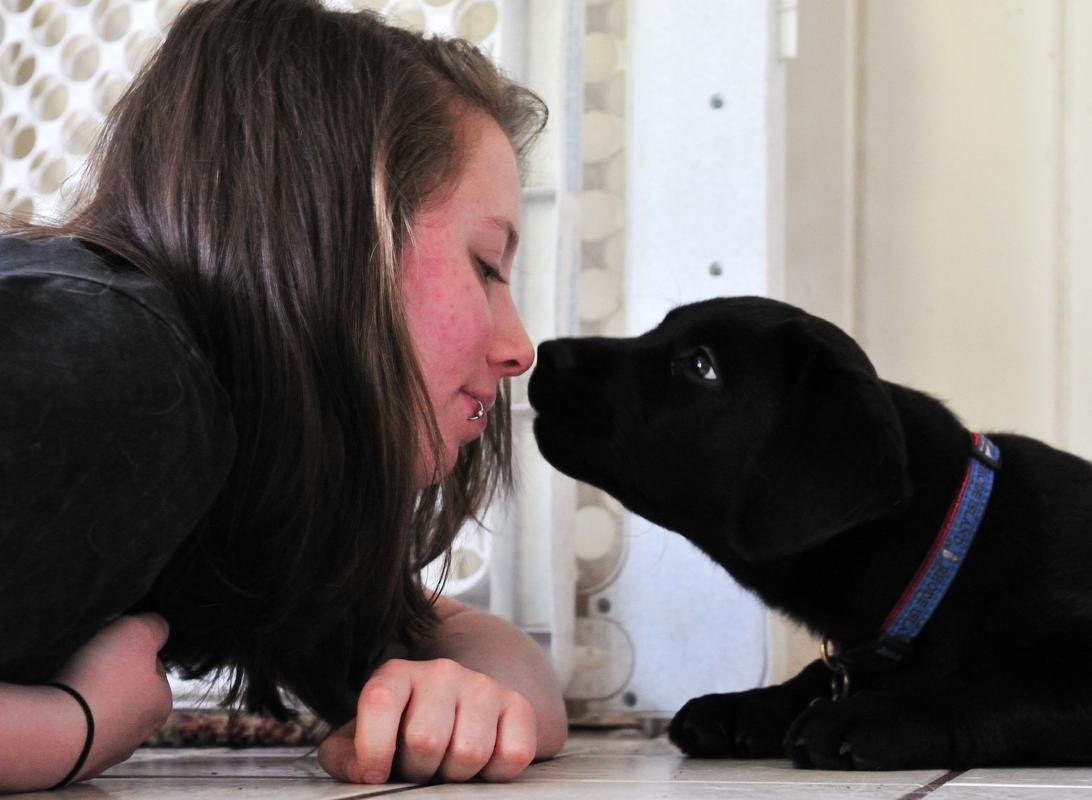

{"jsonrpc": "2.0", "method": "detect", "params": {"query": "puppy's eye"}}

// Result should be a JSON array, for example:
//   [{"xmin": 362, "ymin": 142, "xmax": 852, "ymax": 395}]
[
  {"xmin": 673, "ymin": 347, "xmax": 720, "ymax": 384},
  {"xmin": 689, "ymin": 351, "xmax": 718, "ymax": 381}
]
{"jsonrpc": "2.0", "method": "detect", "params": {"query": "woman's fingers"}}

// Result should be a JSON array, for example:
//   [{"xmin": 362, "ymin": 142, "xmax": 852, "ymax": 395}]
[
  {"xmin": 353, "ymin": 664, "xmax": 413, "ymax": 783},
  {"xmin": 478, "ymin": 692, "xmax": 537, "ymax": 782},
  {"xmin": 396, "ymin": 687, "xmax": 458, "ymax": 782},
  {"xmin": 435, "ymin": 675, "xmax": 503, "ymax": 782}
]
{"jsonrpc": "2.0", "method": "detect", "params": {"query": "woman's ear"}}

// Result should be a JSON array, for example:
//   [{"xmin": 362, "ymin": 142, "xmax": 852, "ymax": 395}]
[{"xmin": 730, "ymin": 320, "xmax": 911, "ymax": 563}]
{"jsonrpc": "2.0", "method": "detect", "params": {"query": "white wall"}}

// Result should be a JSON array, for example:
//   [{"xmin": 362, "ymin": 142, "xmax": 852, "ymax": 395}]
[{"xmin": 788, "ymin": 0, "xmax": 1092, "ymax": 458}]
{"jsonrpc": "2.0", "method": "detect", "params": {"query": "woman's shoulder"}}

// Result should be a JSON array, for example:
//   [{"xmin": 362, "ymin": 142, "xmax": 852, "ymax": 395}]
[
  {"xmin": 1, "ymin": 234, "xmax": 226, "ymax": 396},
  {"xmin": 0, "ymin": 233, "xmax": 237, "ymax": 487},
  {"xmin": 0, "ymin": 234, "xmax": 116, "ymax": 278},
  {"xmin": 1, "ymin": 235, "xmax": 209, "ymax": 363},
  {"xmin": 0, "ymin": 234, "xmax": 147, "ymax": 293}
]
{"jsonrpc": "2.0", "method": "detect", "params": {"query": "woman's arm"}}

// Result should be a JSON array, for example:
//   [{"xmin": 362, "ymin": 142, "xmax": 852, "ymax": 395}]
[
  {"xmin": 0, "ymin": 682, "xmax": 90, "ymax": 793},
  {"xmin": 0, "ymin": 614, "xmax": 174, "ymax": 794},
  {"xmin": 318, "ymin": 596, "xmax": 567, "ymax": 785}
]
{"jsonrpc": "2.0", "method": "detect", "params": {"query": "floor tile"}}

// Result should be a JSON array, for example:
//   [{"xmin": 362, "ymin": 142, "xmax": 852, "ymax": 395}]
[
  {"xmin": 932, "ymin": 768, "xmax": 1092, "ymax": 798},
  {"xmin": 14, "ymin": 778, "xmax": 411, "ymax": 800},
  {"xmin": 543, "ymin": 731, "xmax": 944, "ymax": 786},
  {"xmin": 99, "ymin": 747, "xmax": 329, "ymax": 779},
  {"xmin": 953, "ymin": 767, "xmax": 1092, "ymax": 788},
  {"xmin": 12, "ymin": 750, "xmax": 412, "ymax": 799},
  {"xmin": 391, "ymin": 731, "xmax": 942, "ymax": 799},
  {"xmin": 31, "ymin": 731, "xmax": 1092, "ymax": 799},
  {"xmin": 405, "ymin": 780, "xmax": 932, "ymax": 799}
]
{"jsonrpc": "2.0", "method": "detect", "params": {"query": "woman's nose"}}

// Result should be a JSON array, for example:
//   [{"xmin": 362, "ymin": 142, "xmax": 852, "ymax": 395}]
[{"xmin": 491, "ymin": 298, "xmax": 535, "ymax": 377}]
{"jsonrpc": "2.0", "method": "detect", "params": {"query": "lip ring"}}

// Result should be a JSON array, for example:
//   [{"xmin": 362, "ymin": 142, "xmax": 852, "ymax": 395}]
[{"xmin": 467, "ymin": 397, "xmax": 486, "ymax": 422}]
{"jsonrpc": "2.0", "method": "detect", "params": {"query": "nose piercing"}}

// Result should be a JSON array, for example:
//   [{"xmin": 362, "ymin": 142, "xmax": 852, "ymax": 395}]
[{"xmin": 468, "ymin": 398, "xmax": 485, "ymax": 421}]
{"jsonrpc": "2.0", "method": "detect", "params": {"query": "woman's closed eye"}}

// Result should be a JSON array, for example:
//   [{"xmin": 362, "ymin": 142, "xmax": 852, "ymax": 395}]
[{"xmin": 475, "ymin": 257, "xmax": 508, "ymax": 285}]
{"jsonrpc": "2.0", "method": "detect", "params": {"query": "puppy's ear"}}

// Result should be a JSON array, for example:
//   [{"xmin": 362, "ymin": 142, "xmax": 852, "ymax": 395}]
[{"xmin": 733, "ymin": 319, "xmax": 910, "ymax": 562}]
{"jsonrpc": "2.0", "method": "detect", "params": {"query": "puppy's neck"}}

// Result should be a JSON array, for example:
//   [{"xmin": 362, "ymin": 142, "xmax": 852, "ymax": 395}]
[{"xmin": 743, "ymin": 383, "xmax": 973, "ymax": 644}]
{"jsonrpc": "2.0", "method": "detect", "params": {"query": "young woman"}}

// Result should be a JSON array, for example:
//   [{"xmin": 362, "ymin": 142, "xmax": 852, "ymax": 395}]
[{"xmin": 0, "ymin": 0, "xmax": 566, "ymax": 792}]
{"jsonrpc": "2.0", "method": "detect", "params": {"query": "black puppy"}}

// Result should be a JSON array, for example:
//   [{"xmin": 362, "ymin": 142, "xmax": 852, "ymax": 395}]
[{"xmin": 528, "ymin": 296, "xmax": 1092, "ymax": 770}]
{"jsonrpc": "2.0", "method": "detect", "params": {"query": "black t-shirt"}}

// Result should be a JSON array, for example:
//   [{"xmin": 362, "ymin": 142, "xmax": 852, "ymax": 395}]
[{"xmin": 0, "ymin": 236, "xmax": 236, "ymax": 683}]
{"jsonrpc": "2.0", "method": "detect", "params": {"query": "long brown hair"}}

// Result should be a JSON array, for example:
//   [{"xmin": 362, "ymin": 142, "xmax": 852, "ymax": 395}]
[{"xmin": 22, "ymin": 0, "xmax": 545, "ymax": 722}]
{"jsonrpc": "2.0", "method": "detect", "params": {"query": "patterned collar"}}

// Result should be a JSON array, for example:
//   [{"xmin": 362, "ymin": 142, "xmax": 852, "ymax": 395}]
[{"xmin": 821, "ymin": 433, "xmax": 1001, "ymax": 698}]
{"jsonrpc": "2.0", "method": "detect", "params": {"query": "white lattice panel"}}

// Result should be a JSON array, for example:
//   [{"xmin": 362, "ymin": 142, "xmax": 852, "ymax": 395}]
[
  {"xmin": 0, "ymin": 0, "xmax": 172, "ymax": 219},
  {"xmin": 0, "ymin": 0, "xmax": 516, "ymax": 220}
]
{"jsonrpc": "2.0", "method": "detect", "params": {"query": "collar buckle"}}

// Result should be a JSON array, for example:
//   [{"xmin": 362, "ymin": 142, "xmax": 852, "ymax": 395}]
[
  {"xmin": 820, "ymin": 636, "xmax": 912, "ymax": 700},
  {"xmin": 820, "ymin": 639, "xmax": 851, "ymax": 700}
]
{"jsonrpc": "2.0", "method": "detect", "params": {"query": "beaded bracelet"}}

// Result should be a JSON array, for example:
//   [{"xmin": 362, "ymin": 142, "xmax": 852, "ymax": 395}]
[{"xmin": 44, "ymin": 682, "xmax": 95, "ymax": 789}]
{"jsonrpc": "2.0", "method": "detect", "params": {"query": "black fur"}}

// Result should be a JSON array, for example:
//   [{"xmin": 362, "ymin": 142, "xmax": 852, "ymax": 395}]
[{"xmin": 528, "ymin": 296, "xmax": 1092, "ymax": 770}]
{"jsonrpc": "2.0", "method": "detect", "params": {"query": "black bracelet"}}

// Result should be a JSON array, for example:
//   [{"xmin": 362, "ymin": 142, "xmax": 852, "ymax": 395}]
[{"xmin": 44, "ymin": 682, "xmax": 95, "ymax": 789}]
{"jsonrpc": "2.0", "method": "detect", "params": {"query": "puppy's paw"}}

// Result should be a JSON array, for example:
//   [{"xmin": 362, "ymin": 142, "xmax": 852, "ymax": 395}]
[
  {"xmin": 785, "ymin": 695, "xmax": 955, "ymax": 770},
  {"xmin": 669, "ymin": 689, "xmax": 801, "ymax": 758}
]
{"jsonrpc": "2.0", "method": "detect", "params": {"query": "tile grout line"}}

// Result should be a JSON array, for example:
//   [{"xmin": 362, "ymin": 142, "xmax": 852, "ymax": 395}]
[
  {"xmin": 340, "ymin": 785, "xmax": 425, "ymax": 799},
  {"xmin": 896, "ymin": 770, "xmax": 965, "ymax": 800}
]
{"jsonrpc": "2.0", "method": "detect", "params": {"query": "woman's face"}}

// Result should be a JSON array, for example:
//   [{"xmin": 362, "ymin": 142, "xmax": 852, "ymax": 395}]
[{"xmin": 402, "ymin": 114, "xmax": 534, "ymax": 487}]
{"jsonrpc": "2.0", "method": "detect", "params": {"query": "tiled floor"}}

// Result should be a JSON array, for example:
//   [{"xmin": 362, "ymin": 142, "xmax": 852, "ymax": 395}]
[{"xmin": 16, "ymin": 730, "xmax": 1092, "ymax": 799}]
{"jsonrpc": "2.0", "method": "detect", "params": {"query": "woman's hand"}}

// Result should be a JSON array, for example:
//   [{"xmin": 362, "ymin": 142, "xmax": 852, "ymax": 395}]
[
  {"xmin": 52, "ymin": 613, "xmax": 174, "ymax": 780},
  {"xmin": 317, "ymin": 657, "xmax": 538, "ymax": 784}
]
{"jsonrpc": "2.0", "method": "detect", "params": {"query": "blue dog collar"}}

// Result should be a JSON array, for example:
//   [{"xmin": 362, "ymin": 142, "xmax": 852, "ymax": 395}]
[
  {"xmin": 882, "ymin": 432, "xmax": 999, "ymax": 642},
  {"xmin": 822, "ymin": 433, "xmax": 1000, "ymax": 696}
]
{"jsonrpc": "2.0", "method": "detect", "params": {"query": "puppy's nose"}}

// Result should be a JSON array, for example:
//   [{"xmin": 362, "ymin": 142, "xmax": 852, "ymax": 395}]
[{"xmin": 535, "ymin": 339, "xmax": 577, "ymax": 376}]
